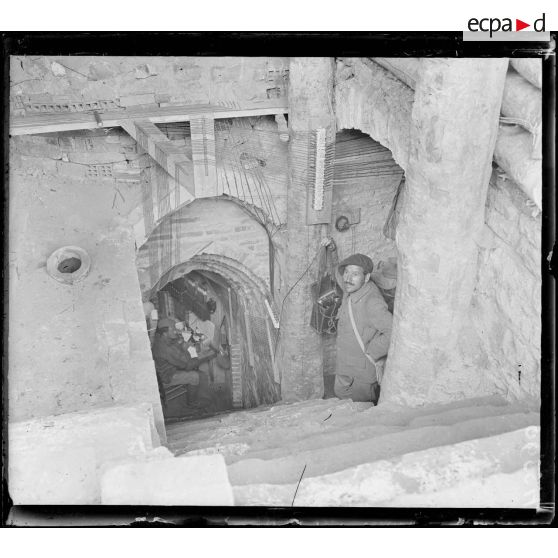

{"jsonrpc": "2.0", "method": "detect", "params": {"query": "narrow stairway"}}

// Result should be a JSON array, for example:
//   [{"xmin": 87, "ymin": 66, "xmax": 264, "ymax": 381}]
[{"xmin": 165, "ymin": 395, "xmax": 540, "ymax": 507}]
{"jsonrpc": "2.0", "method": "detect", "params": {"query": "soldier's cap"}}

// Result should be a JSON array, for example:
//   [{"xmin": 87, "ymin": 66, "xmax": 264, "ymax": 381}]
[
  {"xmin": 338, "ymin": 253, "xmax": 374, "ymax": 275},
  {"xmin": 157, "ymin": 317, "xmax": 177, "ymax": 330}
]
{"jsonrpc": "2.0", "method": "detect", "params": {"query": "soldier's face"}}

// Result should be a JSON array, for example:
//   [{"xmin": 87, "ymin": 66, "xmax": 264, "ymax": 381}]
[
  {"xmin": 343, "ymin": 265, "xmax": 369, "ymax": 294},
  {"xmin": 166, "ymin": 326, "xmax": 179, "ymax": 340}
]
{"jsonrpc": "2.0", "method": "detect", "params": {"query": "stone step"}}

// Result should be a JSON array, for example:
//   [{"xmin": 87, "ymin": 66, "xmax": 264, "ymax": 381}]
[
  {"xmin": 165, "ymin": 397, "xmax": 368, "ymax": 440},
  {"xmin": 226, "ymin": 411, "xmax": 539, "ymax": 486},
  {"xmin": 9, "ymin": 403, "xmax": 160, "ymax": 505},
  {"xmin": 166, "ymin": 399, "xmax": 371, "ymax": 449},
  {"xmin": 223, "ymin": 404, "xmax": 531, "ymax": 465},
  {"xmin": 166, "ymin": 397, "xmax": 533, "ymax": 459},
  {"xmin": 101, "ymin": 453, "xmax": 234, "ymax": 506},
  {"xmin": 232, "ymin": 426, "xmax": 540, "ymax": 507},
  {"xmin": 166, "ymin": 395, "xmax": 513, "ymax": 445}
]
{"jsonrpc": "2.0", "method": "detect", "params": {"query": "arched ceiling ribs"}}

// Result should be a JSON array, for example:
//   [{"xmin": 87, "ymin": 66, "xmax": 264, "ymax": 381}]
[
  {"xmin": 149, "ymin": 253, "xmax": 273, "ymax": 310},
  {"xmin": 219, "ymin": 193, "xmax": 284, "ymax": 239}
]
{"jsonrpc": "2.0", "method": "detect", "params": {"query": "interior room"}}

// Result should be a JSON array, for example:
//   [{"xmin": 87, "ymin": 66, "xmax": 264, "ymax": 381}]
[{"xmin": 7, "ymin": 55, "xmax": 544, "ymax": 508}]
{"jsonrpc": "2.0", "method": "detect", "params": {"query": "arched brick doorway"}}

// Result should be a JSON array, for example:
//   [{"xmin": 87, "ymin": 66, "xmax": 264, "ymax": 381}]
[{"xmin": 137, "ymin": 198, "xmax": 281, "ymax": 413}]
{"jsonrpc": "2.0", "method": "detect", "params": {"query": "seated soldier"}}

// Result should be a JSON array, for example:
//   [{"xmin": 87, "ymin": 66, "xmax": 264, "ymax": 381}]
[{"xmin": 151, "ymin": 317, "xmax": 216, "ymax": 409}]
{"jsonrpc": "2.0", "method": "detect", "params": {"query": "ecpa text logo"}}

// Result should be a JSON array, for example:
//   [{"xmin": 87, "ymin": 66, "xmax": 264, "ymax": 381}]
[{"xmin": 467, "ymin": 13, "xmax": 546, "ymax": 37}]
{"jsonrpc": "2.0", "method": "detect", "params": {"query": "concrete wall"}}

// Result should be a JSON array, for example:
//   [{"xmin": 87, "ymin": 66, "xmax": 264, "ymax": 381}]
[{"xmin": 8, "ymin": 134, "xmax": 164, "ymax": 437}]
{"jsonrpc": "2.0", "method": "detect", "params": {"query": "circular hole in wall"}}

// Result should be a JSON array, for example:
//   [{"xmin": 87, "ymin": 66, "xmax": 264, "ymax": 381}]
[
  {"xmin": 57, "ymin": 257, "xmax": 82, "ymax": 274},
  {"xmin": 47, "ymin": 246, "xmax": 91, "ymax": 285}
]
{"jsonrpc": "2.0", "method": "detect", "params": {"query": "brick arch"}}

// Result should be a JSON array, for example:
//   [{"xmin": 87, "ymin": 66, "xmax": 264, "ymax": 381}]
[
  {"xmin": 172, "ymin": 253, "xmax": 272, "ymax": 306},
  {"xmin": 137, "ymin": 196, "xmax": 272, "ymax": 296},
  {"xmin": 218, "ymin": 194, "xmax": 284, "ymax": 239},
  {"xmin": 145, "ymin": 252, "xmax": 280, "ymax": 410}
]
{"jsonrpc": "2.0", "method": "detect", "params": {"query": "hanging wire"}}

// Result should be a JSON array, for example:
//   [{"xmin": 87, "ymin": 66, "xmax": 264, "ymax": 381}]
[
  {"xmin": 216, "ymin": 118, "xmax": 283, "ymax": 225},
  {"xmin": 272, "ymin": 248, "xmax": 321, "ymax": 358}
]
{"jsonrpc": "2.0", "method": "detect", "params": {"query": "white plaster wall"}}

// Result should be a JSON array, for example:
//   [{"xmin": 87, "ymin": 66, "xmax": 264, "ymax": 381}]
[{"xmin": 8, "ymin": 137, "xmax": 164, "ymax": 435}]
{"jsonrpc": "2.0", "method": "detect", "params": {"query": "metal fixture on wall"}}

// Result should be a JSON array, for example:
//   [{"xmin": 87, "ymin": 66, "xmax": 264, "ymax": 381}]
[
  {"xmin": 46, "ymin": 246, "xmax": 91, "ymax": 285},
  {"xmin": 335, "ymin": 215, "xmax": 351, "ymax": 232}
]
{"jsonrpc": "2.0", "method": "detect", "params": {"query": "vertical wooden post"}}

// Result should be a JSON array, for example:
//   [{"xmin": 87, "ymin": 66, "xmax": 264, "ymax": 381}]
[
  {"xmin": 190, "ymin": 115, "xmax": 219, "ymax": 198},
  {"xmin": 382, "ymin": 59, "xmax": 508, "ymax": 405},
  {"xmin": 277, "ymin": 58, "xmax": 336, "ymax": 401},
  {"xmin": 227, "ymin": 287, "xmax": 243, "ymax": 408},
  {"xmin": 265, "ymin": 317, "xmax": 280, "ymax": 384}
]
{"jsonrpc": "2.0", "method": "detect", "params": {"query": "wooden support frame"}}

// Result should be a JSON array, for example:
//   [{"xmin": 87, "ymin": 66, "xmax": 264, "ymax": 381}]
[
  {"xmin": 190, "ymin": 115, "xmax": 219, "ymax": 198},
  {"xmin": 121, "ymin": 120, "xmax": 195, "ymax": 201},
  {"xmin": 306, "ymin": 126, "xmax": 336, "ymax": 225},
  {"xmin": 10, "ymin": 99, "xmax": 289, "ymax": 136}
]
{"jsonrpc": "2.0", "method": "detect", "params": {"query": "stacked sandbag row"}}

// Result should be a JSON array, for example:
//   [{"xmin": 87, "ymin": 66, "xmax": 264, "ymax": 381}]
[{"xmin": 370, "ymin": 57, "xmax": 542, "ymax": 210}]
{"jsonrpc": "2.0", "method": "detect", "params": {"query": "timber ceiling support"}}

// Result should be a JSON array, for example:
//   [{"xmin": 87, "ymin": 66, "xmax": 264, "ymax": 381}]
[
  {"xmin": 11, "ymin": 99, "xmax": 289, "ymax": 207},
  {"xmin": 10, "ymin": 99, "xmax": 289, "ymax": 136},
  {"xmin": 123, "ymin": 115, "xmax": 220, "ymax": 202},
  {"xmin": 121, "ymin": 119, "xmax": 195, "ymax": 199},
  {"xmin": 190, "ymin": 115, "xmax": 219, "ymax": 198}
]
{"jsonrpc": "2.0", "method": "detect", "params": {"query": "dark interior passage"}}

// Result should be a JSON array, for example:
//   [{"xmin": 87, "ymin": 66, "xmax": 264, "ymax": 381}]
[{"xmin": 147, "ymin": 270, "xmax": 236, "ymax": 422}]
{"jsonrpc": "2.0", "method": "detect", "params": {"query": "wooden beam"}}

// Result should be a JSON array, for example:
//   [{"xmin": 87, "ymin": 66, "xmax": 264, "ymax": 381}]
[
  {"xmin": 121, "ymin": 120, "xmax": 196, "ymax": 201},
  {"xmin": 306, "ymin": 126, "xmax": 335, "ymax": 225},
  {"xmin": 190, "ymin": 115, "xmax": 219, "ymax": 198},
  {"xmin": 10, "ymin": 99, "xmax": 289, "ymax": 136},
  {"xmin": 277, "ymin": 57, "xmax": 335, "ymax": 402}
]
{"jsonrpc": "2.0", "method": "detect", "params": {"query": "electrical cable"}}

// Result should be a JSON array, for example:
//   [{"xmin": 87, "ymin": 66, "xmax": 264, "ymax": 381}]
[{"xmin": 272, "ymin": 248, "xmax": 321, "ymax": 358}]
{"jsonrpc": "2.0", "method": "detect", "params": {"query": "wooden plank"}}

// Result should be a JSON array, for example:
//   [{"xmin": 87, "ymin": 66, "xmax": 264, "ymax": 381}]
[
  {"xmin": 122, "ymin": 120, "xmax": 196, "ymax": 199},
  {"xmin": 10, "ymin": 99, "xmax": 289, "ymax": 136},
  {"xmin": 306, "ymin": 127, "xmax": 335, "ymax": 225},
  {"xmin": 190, "ymin": 115, "xmax": 219, "ymax": 198},
  {"xmin": 243, "ymin": 312, "xmax": 255, "ymax": 368},
  {"xmin": 265, "ymin": 317, "xmax": 280, "ymax": 385}
]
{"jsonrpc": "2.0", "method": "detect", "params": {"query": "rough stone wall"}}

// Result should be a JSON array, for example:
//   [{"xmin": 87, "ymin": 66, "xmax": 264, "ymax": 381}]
[
  {"xmin": 468, "ymin": 172, "xmax": 541, "ymax": 399},
  {"xmin": 382, "ymin": 58, "xmax": 509, "ymax": 405},
  {"xmin": 422, "ymin": 172, "xmax": 542, "ymax": 402},
  {"xmin": 10, "ymin": 56, "xmax": 289, "ymax": 113},
  {"xmin": 336, "ymin": 58, "xmax": 540, "ymax": 405},
  {"xmin": 8, "ymin": 134, "xmax": 164, "ymax": 438},
  {"xmin": 335, "ymin": 58, "xmax": 413, "ymax": 171}
]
